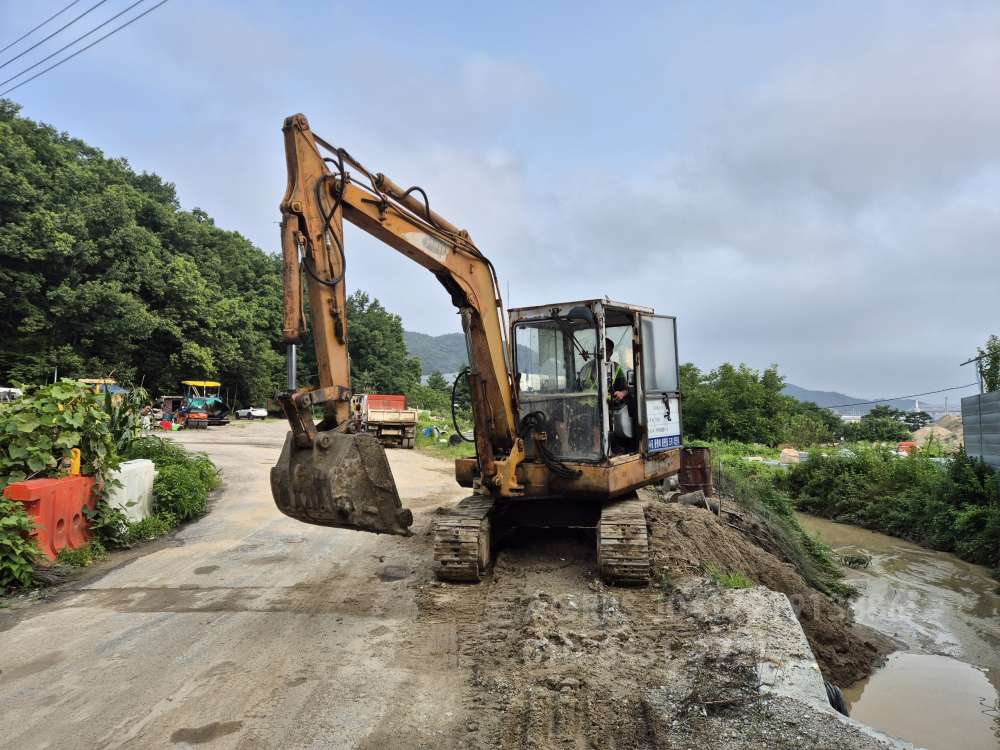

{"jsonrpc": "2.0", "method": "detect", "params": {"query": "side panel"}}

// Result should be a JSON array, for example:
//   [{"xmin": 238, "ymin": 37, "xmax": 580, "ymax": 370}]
[
  {"xmin": 638, "ymin": 314, "xmax": 682, "ymax": 454},
  {"xmin": 645, "ymin": 395, "xmax": 682, "ymax": 452}
]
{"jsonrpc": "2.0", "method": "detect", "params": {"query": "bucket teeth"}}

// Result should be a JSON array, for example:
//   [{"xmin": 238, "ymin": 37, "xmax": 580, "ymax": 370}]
[{"xmin": 271, "ymin": 431, "xmax": 413, "ymax": 535}]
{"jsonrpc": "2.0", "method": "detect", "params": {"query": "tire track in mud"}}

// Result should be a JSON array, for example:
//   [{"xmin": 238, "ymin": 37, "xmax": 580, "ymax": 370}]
[{"xmin": 411, "ymin": 518, "xmax": 896, "ymax": 749}]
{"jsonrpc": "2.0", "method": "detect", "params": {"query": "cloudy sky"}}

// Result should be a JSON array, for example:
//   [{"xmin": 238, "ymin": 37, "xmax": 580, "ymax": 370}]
[{"xmin": 2, "ymin": 0, "xmax": 996, "ymax": 400}]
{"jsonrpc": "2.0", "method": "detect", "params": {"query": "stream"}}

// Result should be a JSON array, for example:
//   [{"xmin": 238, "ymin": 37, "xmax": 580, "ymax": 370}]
[{"xmin": 798, "ymin": 514, "xmax": 1000, "ymax": 750}]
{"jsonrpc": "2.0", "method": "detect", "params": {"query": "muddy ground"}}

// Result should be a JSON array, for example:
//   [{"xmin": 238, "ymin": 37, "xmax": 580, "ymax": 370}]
[
  {"xmin": 644, "ymin": 503, "xmax": 895, "ymax": 687},
  {"xmin": 0, "ymin": 421, "xmax": 897, "ymax": 749}
]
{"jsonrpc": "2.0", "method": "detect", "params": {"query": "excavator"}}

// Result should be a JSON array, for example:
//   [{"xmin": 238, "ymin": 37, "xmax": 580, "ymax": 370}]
[{"xmin": 270, "ymin": 114, "xmax": 683, "ymax": 584}]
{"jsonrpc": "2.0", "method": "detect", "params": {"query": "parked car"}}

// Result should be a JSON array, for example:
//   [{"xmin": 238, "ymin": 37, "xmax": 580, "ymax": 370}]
[
  {"xmin": 235, "ymin": 406, "xmax": 268, "ymax": 420},
  {"xmin": 0, "ymin": 387, "xmax": 23, "ymax": 404}
]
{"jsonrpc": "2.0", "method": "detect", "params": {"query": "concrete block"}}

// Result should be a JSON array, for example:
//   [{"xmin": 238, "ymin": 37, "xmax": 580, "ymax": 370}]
[{"xmin": 107, "ymin": 459, "xmax": 155, "ymax": 522}]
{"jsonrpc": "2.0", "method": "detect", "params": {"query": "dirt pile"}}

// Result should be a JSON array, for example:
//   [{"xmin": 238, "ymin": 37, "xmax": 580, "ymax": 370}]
[
  {"xmin": 913, "ymin": 424, "xmax": 960, "ymax": 447},
  {"xmin": 645, "ymin": 503, "xmax": 894, "ymax": 686},
  {"xmin": 937, "ymin": 413, "xmax": 963, "ymax": 433},
  {"xmin": 415, "ymin": 526, "xmax": 895, "ymax": 750}
]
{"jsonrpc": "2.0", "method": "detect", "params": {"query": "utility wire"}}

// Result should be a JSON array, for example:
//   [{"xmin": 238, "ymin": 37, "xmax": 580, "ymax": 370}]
[
  {"xmin": 824, "ymin": 382, "xmax": 979, "ymax": 410},
  {"xmin": 0, "ymin": 0, "xmax": 84, "ymax": 57},
  {"xmin": 0, "ymin": 0, "xmax": 110, "ymax": 70},
  {"xmin": 0, "ymin": 0, "xmax": 170, "ymax": 97},
  {"xmin": 0, "ymin": 0, "xmax": 148, "ymax": 89}
]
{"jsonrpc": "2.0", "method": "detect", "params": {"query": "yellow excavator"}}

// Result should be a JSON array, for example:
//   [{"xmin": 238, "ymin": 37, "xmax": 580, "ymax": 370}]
[{"xmin": 271, "ymin": 114, "xmax": 683, "ymax": 584}]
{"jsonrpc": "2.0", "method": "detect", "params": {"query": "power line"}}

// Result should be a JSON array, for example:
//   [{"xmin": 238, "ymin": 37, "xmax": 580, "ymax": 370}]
[
  {"xmin": 0, "ymin": 0, "xmax": 148, "ymax": 90},
  {"xmin": 824, "ymin": 382, "xmax": 979, "ymax": 410},
  {"xmin": 0, "ymin": 1, "xmax": 84, "ymax": 57},
  {"xmin": 0, "ymin": 0, "xmax": 170, "ymax": 98},
  {"xmin": 0, "ymin": 0, "xmax": 110, "ymax": 71}
]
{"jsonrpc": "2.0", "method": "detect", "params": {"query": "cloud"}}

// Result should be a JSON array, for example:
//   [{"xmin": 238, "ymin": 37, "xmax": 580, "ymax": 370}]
[{"xmin": 4, "ymin": 1, "xmax": 996, "ymax": 398}]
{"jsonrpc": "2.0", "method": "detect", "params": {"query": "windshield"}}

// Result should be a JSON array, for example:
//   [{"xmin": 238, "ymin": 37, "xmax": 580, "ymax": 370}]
[{"xmin": 515, "ymin": 317, "xmax": 602, "ymax": 461}]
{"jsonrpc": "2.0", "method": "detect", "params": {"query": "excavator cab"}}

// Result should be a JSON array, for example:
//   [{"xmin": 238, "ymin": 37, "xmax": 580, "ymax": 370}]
[{"xmin": 510, "ymin": 298, "xmax": 681, "ymax": 474}]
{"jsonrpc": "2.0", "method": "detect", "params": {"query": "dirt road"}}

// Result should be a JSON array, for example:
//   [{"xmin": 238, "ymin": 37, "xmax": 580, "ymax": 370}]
[
  {"xmin": 1, "ymin": 421, "xmax": 470, "ymax": 749},
  {"xmin": 1, "ymin": 422, "xmax": 895, "ymax": 749}
]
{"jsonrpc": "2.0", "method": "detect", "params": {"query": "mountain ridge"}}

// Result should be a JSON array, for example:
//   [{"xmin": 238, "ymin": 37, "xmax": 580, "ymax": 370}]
[{"xmin": 403, "ymin": 330, "xmax": 926, "ymax": 414}]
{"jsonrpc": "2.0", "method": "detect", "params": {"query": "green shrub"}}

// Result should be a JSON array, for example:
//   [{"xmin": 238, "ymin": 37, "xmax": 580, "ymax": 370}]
[
  {"xmin": 83, "ymin": 499, "xmax": 130, "ymax": 548},
  {"xmin": 0, "ymin": 380, "xmax": 118, "ymax": 489},
  {"xmin": 786, "ymin": 446, "xmax": 1000, "ymax": 568},
  {"xmin": 56, "ymin": 541, "xmax": 107, "ymax": 567},
  {"xmin": 153, "ymin": 466, "xmax": 209, "ymax": 520},
  {"xmin": 124, "ymin": 436, "xmax": 218, "ymax": 522},
  {"xmin": 0, "ymin": 497, "xmax": 38, "ymax": 589},
  {"xmin": 124, "ymin": 512, "xmax": 177, "ymax": 545}
]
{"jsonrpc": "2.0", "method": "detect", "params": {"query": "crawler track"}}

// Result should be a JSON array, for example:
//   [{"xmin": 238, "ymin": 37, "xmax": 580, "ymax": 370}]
[
  {"xmin": 433, "ymin": 495, "xmax": 494, "ymax": 582},
  {"xmin": 597, "ymin": 496, "xmax": 651, "ymax": 584}
]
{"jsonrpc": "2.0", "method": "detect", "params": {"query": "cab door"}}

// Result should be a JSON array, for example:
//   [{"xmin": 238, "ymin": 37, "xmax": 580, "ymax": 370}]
[{"xmin": 638, "ymin": 314, "xmax": 682, "ymax": 453}]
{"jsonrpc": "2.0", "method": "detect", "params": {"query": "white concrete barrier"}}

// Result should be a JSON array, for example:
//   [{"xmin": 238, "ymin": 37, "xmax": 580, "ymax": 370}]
[{"xmin": 107, "ymin": 459, "xmax": 156, "ymax": 522}]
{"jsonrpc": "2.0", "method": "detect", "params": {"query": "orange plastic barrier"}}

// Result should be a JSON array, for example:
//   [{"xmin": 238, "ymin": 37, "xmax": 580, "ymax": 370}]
[{"xmin": 3, "ymin": 476, "xmax": 98, "ymax": 559}]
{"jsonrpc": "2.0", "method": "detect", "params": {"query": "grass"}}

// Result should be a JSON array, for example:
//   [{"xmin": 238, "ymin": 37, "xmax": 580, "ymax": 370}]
[
  {"xmin": 56, "ymin": 541, "xmax": 107, "ymax": 567},
  {"xmin": 704, "ymin": 562, "xmax": 753, "ymax": 589},
  {"xmin": 124, "ymin": 512, "xmax": 178, "ymax": 545},
  {"xmin": 413, "ymin": 413, "xmax": 477, "ymax": 461},
  {"xmin": 715, "ymin": 463, "xmax": 854, "ymax": 598}
]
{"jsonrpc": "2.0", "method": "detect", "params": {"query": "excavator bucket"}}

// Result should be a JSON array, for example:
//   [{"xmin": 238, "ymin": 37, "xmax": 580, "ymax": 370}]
[{"xmin": 270, "ymin": 430, "xmax": 413, "ymax": 535}]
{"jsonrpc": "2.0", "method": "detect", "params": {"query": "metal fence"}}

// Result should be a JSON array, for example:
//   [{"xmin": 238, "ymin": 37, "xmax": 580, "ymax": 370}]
[{"xmin": 961, "ymin": 392, "xmax": 1000, "ymax": 468}]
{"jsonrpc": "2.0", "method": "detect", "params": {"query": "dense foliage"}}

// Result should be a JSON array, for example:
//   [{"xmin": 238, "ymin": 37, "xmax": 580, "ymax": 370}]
[
  {"xmin": 0, "ymin": 101, "xmax": 283, "ymax": 405},
  {"xmin": 0, "ymin": 495, "xmax": 37, "ymax": 589},
  {"xmin": 786, "ymin": 447, "xmax": 1000, "ymax": 569},
  {"xmin": 124, "ymin": 437, "xmax": 217, "ymax": 521},
  {"xmin": 0, "ymin": 380, "xmax": 117, "ymax": 488},
  {"xmin": 680, "ymin": 362, "xmax": 842, "ymax": 446},
  {"xmin": 839, "ymin": 405, "xmax": 912, "ymax": 442}
]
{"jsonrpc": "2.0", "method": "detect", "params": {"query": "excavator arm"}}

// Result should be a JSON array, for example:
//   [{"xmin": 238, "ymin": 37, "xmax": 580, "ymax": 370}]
[{"xmin": 271, "ymin": 114, "xmax": 524, "ymax": 535}]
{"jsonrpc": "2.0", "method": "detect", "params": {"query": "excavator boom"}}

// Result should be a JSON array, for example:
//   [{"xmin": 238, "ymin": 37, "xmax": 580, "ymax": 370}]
[{"xmin": 270, "ymin": 114, "xmax": 523, "ymax": 535}]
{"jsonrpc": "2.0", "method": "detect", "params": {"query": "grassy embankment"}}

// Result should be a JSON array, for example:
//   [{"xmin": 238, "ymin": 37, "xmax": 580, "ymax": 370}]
[{"xmin": 708, "ymin": 439, "xmax": 1000, "ymax": 577}]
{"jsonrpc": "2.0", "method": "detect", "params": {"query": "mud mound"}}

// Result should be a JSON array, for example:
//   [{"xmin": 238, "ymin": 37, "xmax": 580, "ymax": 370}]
[
  {"xmin": 937, "ymin": 413, "xmax": 963, "ymax": 433},
  {"xmin": 645, "ymin": 503, "xmax": 893, "ymax": 686},
  {"xmin": 416, "ymin": 527, "xmax": 893, "ymax": 750},
  {"xmin": 913, "ymin": 424, "xmax": 960, "ymax": 446}
]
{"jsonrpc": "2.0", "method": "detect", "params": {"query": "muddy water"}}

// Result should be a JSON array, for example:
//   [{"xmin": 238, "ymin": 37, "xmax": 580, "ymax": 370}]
[{"xmin": 798, "ymin": 514, "xmax": 1000, "ymax": 750}]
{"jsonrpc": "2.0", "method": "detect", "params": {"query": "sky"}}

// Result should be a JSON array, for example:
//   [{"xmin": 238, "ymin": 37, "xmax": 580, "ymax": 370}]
[{"xmin": 1, "ymin": 0, "xmax": 996, "ymax": 400}]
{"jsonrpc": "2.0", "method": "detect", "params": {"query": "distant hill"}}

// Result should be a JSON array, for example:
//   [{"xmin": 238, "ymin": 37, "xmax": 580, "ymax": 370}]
[
  {"xmin": 782, "ymin": 384, "xmax": 924, "ymax": 415},
  {"xmin": 402, "ymin": 335, "xmax": 933, "ymax": 416},
  {"xmin": 404, "ymin": 330, "xmax": 467, "ymax": 375}
]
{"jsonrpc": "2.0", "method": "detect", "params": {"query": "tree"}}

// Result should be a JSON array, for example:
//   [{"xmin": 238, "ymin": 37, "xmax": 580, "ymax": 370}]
[
  {"xmin": 843, "ymin": 408, "xmax": 912, "ymax": 442},
  {"xmin": 0, "ymin": 101, "xmax": 284, "ymax": 406},
  {"xmin": 903, "ymin": 411, "xmax": 932, "ymax": 432},
  {"xmin": 344, "ymin": 291, "xmax": 421, "ymax": 393},
  {"xmin": 426, "ymin": 371, "xmax": 449, "ymax": 393},
  {"xmin": 867, "ymin": 404, "xmax": 904, "ymax": 421},
  {"xmin": 977, "ymin": 334, "xmax": 1000, "ymax": 393}
]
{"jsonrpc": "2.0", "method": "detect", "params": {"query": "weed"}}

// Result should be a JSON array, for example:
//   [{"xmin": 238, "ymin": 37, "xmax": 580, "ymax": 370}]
[
  {"xmin": 0, "ymin": 497, "xmax": 38, "ymax": 589},
  {"xmin": 124, "ymin": 513, "xmax": 177, "ymax": 545},
  {"xmin": 705, "ymin": 563, "xmax": 753, "ymax": 589},
  {"xmin": 654, "ymin": 570, "xmax": 673, "ymax": 592},
  {"xmin": 56, "ymin": 541, "xmax": 107, "ymax": 567}
]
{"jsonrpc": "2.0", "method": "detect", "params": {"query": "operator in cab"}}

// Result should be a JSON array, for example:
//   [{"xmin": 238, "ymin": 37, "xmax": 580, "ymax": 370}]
[
  {"xmin": 579, "ymin": 338, "xmax": 629, "ymax": 405},
  {"xmin": 606, "ymin": 338, "xmax": 628, "ymax": 405}
]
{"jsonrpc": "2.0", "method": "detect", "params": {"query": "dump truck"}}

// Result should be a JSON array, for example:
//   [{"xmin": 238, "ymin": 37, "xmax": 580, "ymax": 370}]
[
  {"xmin": 351, "ymin": 394, "xmax": 417, "ymax": 449},
  {"xmin": 271, "ymin": 114, "xmax": 683, "ymax": 584}
]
